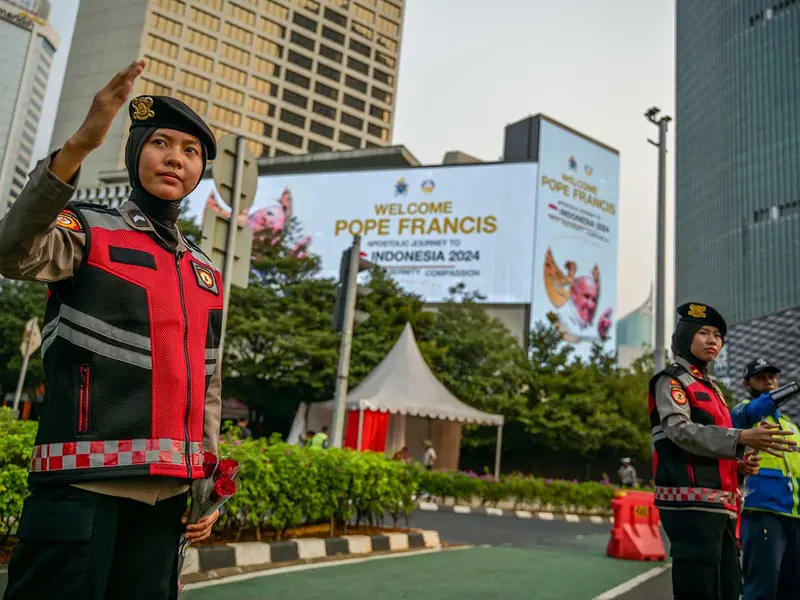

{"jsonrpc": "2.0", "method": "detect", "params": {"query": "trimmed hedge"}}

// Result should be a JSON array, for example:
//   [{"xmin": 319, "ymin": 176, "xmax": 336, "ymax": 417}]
[{"xmin": 0, "ymin": 409, "xmax": 622, "ymax": 543}]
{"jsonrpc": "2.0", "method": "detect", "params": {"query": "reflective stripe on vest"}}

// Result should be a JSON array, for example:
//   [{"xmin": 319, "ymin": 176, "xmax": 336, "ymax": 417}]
[
  {"xmin": 655, "ymin": 486, "xmax": 738, "ymax": 508},
  {"xmin": 30, "ymin": 439, "xmax": 203, "ymax": 473}
]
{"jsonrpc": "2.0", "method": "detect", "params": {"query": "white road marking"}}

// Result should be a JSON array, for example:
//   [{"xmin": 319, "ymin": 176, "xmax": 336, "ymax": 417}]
[{"xmin": 591, "ymin": 564, "xmax": 672, "ymax": 600}]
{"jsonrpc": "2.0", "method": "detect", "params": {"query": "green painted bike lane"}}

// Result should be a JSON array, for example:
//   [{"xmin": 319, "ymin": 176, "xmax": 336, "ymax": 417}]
[{"xmin": 182, "ymin": 545, "xmax": 662, "ymax": 600}]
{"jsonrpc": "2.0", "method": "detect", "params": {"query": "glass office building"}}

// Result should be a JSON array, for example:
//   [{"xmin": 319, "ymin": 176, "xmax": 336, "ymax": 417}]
[{"xmin": 675, "ymin": 0, "xmax": 800, "ymax": 324}]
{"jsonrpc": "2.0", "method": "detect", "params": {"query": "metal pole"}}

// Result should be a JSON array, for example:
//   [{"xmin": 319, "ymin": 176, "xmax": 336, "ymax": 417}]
[
  {"xmin": 356, "ymin": 407, "xmax": 365, "ymax": 451},
  {"xmin": 12, "ymin": 353, "xmax": 30, "ymax": 416},
  {"xmin": 330, "ymin": 236, "xmax": 361, "ymax": 448},
  {"xmin": 217, "ymin": 135, "xmax": 246, "ymax": 357},
  {"xmin": 494, "ymin": 424, "xmax": 503, "ymax": 479},
  {"xmin": 654, "ymin": 118, "xmax": 669, "ymax": 373}
]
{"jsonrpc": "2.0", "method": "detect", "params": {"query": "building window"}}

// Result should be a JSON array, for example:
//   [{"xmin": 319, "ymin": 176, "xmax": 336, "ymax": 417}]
[
  {"xmin": 209, "ymin": 104, "xmax": 242, "ymax": 127},
  {"xmin": 293, "ymin": 12, "xmax": 318, "ymax": 33},
  {"xmin": 315, "ymin": 81, "xmax": 338, "ymax": 100},
  {"xmin": 259, "ymin": 17, "xmax": 286, "ymax": 39},
  {"xmin": 225, "ymin": 2, "xmax": 257, "ymax": 26},
  {"xmin": 144, "ymin": 55, "xmax": 176, "ymax": 80},
  {"xmin": 213, "ymin": 83, "xmax": 245, "ymax": 106},
  {"xmin": 183, "ymin": 48, "xmax": 215, "ymax": 72},
  {"xmin": 308, "ymin": 140, "xmax": 332, "ymax": 153},
  {"xmin": 313, "ymin": 100, "xmax": 337, "ymax": 120},
  {"xmin": 285, "ymin": 69, "xmax": 311, "ymax": 89},
  {"xmin": 189, "ymin": 7, "xmax": 220, "ymax": 31},
  {"xmin": 341, "ymin": 111, "xmax": 363, "ymax": 131},
  {"xmin": 345, "ymin": 74, "xmax": 367, "ymax": 93},
  {"xmin": 290, "ymin": 30, "xmax": 316, "ymax": 52},
  {"xmin": 175, "ymin": 91, "xmax": 208, "ymax": 114},
  {"xmin": 244, "ymin": 117, "xmax": 272, "ymax": 137},
  {"xmin": 288, "ymin": 50, "xmax": 313, "ymax": 71},
  {"xmin": 280, "ymin": 108, "xmax": 307, "ymax": 129},
  {"xmin": 211, "ymin": 126, "xmax": 231, "ymax": 141},
  {"xmin": 322, "ymin": 25, "xmax": 345, "ymax": 45},
  {"xmin": 317, "ymin": 62, "xmax": 341, "ymax": 82},
  {"xmin": 371, "ymin": 86, "xmax": 392, "ymax": 104},
  {"xmin": 343, "ymin": 93, "xmax": 365, "ymax": 111},
  {"xmin": 377, "ymin": 16, "xmax": 399, "ymax": 37},
  {"xmin": 338, "ymin": 131, "xmax": 361, "ymax": 148},
  {"xmin": 248, "ymin": 96, "xmax": 276, "ymax": 117},
  {"xmin": 256, "ymin": 36, "xmax": 283, "ymax": 59},
  {"xmin": 369, "ymin": 104, "xmax": 391, "ymax": 123},
  {"xmin": 147, "ymin": 35, "xmax": 180, "ymax": 59},
  {"xmin": 216, "ymin": 62, "xmax": 248, "ymax": 86},
  {"xmin": 223, "ymin": 22, "xmax": 254, "ymax": 46},
  {"xmin": 294, "ymin": 0, "xmax": 320, "ymax": 13},
  {"xmin": 347, "ymin": 56, "xmax": 369, "ymax": 75},
  {"xmin": 178, "ymin": 70, "xmax": 211, "ymax": 94},
  {"xmin": 349, "ymin": 39, "xmax": 371, "ymax": 57},
  {"xmin": 140, "ymin": 78, "xmax": 172, "ymax": 96},
  {"xmin": 320, "ymin": 44, "xmax": 343, "ymax": 63},
  {"xmin": 351, "ymin": 21, "xmax": 373, "ymax": 40},
  {"xmin": 264, "ymin": 0, "xmax": 289, "ymax": 20},
  {"xmin": 277, "ymin": 128, "xmax": 304, "ymax": 148},
  {"xmin": 283, "ymin": 89, "xmax": 309, "ymax": 109},
  {"xmin": 375, "ymin": 50, "xmax": 395, "ymax": 69},
  {"xmin": 249, "ymin": 75, "xmax": 276, "ymax": 97},
  {"xmin": 153, "ymin": 0, "xmax": 185, "ymax": 16},
  {"xmin": 378, "ymin": 0, "xmax": 400, "ymax": 19},
  {"xmin": 149, "ymin": 12, "xmax": 183, "ymax": 37},
  {"xmin": 324, "ymin": 6, "xmax": 348, "ymax": 27},
  {"xmin": 310, "ymin": 120, "xmax": 334, "ymax": 139},
  {"xmin": 352, "ymin": 3, "xmax": 375, "ymax": 22},
  {"xmin": 247, "ymin": 139, "xmax": 265, "ymax": 158},
  {"xmin": 221, "ymin": 42, "xmax": 251, "ymax": 66},
  {"xmin": 368, "ymin": 123, "xmax": 389, "ymax": 141},
  {"xmin": 253, "ymin": 56, "xmax": 280, "ymax": 78},
  {"xmin": 196, "ymin": 0, "xmax": 222, "ymax": 10},
  {"xmin": 377, "ymin": 35, "xmax": 397, "ymax": 53},
  {"xmin": 373, "ymin": 68, "xmax": 394, "ymax": 86},
  {"xmin": 186, "ymin": 28, "xmax": 218, "ymax": 52}
]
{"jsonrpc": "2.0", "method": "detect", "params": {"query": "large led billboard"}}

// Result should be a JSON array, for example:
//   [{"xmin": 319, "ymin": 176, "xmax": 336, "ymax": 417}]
[
  {"xmin": 529, "ymin": 120, "xmax": 621, "ymax": 357},
  {"xmin": 187, "ymin": 163, "xmax": 539, "ymax": 303}
]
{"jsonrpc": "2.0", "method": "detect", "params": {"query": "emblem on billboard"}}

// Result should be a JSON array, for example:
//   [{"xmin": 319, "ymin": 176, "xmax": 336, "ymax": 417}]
[
  {"xmin": 394, "ymin": 178, "xmax": 409, "ymax": 196},
  {"xmin": 568, "ymin": 155, "xmax": 578, "ymax": 171},
  {"xmin": 421, "ymin": 179, "xmax": 435, "ymax": 193},
  {"xmin": 584, "ymin": 164, "xmax": 593, "ymax": 176},
  {"xmin": 544, "ymin": 248, "xmax": 613, "ymax": 343}
]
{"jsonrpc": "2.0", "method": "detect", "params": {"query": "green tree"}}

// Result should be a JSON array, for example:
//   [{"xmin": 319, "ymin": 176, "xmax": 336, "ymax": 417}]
[{"xmin": 0, "ymin": 279, "xmax": 46, "ymax": 398}]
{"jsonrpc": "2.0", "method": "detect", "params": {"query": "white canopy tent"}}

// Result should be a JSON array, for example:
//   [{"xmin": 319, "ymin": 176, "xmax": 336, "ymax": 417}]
[{"xmin": 288, "ymin": 323, "xmax": 505, "ymax": 475}]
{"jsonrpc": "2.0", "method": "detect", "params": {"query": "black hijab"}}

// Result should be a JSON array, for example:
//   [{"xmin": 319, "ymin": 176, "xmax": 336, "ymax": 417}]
[{"xmin": 671, "ymin": 319, "xmax": 708, "ymax": 372}]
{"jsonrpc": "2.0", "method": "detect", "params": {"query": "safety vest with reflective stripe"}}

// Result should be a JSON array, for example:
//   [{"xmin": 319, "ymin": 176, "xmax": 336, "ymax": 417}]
[
  {"xmin": 648, "ymin": 363, "xmax": 740, "ymax": 515},
  {"xmin": 31, "ymin": 202, "xmax": 223, "ymax": 484},
  {"xmin": 739, "ymin": 406, "xmax": 800, "ymax": 519}
]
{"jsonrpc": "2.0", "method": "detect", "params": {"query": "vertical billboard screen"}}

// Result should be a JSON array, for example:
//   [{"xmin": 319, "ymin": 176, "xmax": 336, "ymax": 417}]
[
  {"xmin": 529, "ymin": 119, "xmax": 621, "ymax": 358},
  {"xmin": 187, "ymin": 163, "xmax": 540, "ymax": 303}
]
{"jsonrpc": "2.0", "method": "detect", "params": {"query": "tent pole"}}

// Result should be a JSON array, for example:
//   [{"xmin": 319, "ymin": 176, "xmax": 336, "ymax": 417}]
[
  {"xmin": 494, "ymin": 424, "xmax": 503, "ymax": 479},
  {"xmin": 357, "ymin": 408, "xmax": 365, "ymax": 451}
]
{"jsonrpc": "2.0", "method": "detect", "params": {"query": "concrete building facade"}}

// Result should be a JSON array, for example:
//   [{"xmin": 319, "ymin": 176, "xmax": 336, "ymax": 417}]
[
  {"xmin": 50, "ymin": 0, "xmax": 405, "ymax": 187},
  {"xmin": 0, "ymin": 0, "xmax": 58, "ymax": 218}
]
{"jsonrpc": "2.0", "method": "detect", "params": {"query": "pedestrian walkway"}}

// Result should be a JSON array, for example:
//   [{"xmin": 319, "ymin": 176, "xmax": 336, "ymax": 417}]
[{"xmin": 183, "ymin": 546, "xmax": 659, "ymax": 600}]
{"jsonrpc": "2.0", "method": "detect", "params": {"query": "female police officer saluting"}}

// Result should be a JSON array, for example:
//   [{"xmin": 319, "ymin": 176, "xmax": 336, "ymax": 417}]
[
  {"xmin": 0, "ymin": 61, "xmax": 223, "ymax": 600},
  {"xmin": 649, "ymin": 302, "xmax": 795, "ymax": 600}
]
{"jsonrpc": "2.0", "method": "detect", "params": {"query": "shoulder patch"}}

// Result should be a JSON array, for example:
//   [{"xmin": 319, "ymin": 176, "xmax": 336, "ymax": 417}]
[
  {"xmin": 669, "ymin": 379, "xmax": 680, "ymax": 386},
  {"xmin": 56, "ymin": 209, "xmax": 83, "ymax": 232},
  {"xmin": 671, "ymin": 387, "xmax": 688, "ymax": 405},
  {"xmin": 689, "ymin": 365, "xmax": 703, "ymax": 379},
  {"xmin": 191, "ymin": 261, "xmax": 220, "ymax": 296}
]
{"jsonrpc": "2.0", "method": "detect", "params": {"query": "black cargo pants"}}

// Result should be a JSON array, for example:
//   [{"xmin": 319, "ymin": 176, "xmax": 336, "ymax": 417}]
[
  {"xmin": 3, "ymin": 484, "xmax": 187, "ymax": 600},
  {"xmin": 660, "ymin": 509, "xmax": 742, "ymax": 600}
]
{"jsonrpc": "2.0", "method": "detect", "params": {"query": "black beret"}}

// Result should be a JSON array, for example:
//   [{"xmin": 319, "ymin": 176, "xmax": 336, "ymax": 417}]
[
  {"xmin": 676, "ymin": 302, "xmax": 727, "ymax": 337},
  {"xmin": 742, "ymin": 357, "xmax": 780, "ymax": 380},
  {"xmin": 128, "ymin": 95, "xmax": 217, "ymax": 160}
]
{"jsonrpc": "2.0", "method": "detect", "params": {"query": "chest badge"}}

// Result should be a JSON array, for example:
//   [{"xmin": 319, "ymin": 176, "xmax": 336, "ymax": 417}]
[
  {"xmin": 56, "ymin": 210, "xmax": 82, "ymax": 232},
  {"xmin": 671, "ymin": 388, "xmax": 688, "ymax": 405},
  {"xmin": 192, "ymin": 262, "xmax": 219, "ymax": 295}
]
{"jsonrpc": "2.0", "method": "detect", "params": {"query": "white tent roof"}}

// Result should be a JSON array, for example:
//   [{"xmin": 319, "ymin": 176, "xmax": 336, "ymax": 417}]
[{"xmin": 324, "ymin": 323, "xmax": 504, "ymax": 426}]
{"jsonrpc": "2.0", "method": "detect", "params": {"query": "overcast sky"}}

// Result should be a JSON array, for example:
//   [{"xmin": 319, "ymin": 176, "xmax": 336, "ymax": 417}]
[{"xmin": 38, "ymin": 0, "xmax": 676, "ymax": 325}]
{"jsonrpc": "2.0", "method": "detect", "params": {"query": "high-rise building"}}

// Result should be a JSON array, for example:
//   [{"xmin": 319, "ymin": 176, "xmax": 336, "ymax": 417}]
[
  {"xmin": 50, "ymin": 0, "xmax": 405, "ymax": 187},
  {"xmin": 0, "ymin": 0, "xmax": 58, "ymax": 218},
  {"xmin": 675, "ymin": 1, "xmax": 800, "ymax": 324}
]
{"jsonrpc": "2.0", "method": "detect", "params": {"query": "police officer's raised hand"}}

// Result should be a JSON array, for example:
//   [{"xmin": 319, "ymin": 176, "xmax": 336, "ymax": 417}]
[
  {"xmin": 51, "ymin": 60, "xmax": 146, "ymax": 183},
  {"xmin": 739, "ymin": 422, "xmax": 797, "ymax": 456}
]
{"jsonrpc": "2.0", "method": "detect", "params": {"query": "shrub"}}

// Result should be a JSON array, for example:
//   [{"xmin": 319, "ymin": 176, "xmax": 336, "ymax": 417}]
[{"xmin": 0, "ymin": 407, "xmax": 37, "ymax": 543}]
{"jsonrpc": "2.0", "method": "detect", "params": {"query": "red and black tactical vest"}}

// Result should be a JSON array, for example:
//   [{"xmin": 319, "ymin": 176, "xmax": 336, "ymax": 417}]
[
  {"xmin": 648, "ymin": 363, "xmax": 740, "ymax": 515},
  {"xmin": 30, "ymin": 201, "xmax": 223, "ymax": 485}
]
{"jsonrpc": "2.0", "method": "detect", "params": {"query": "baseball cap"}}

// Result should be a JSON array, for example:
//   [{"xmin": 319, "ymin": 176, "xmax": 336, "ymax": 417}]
[{"xmin": 742, "ymin": 358, "xmax": 781, "ymax": 380}]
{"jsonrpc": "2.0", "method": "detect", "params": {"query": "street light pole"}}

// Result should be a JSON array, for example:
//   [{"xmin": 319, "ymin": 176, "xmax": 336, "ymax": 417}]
[{"xmin": 645, "ymin": 107, "xmax": 672, "ymax": 374}]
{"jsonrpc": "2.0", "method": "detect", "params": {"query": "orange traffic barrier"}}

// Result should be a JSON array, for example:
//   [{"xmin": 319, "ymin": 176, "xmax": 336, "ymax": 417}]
[{"xmin": 606, "ymin": 489, "xmax": 666, "ymax": 561}]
